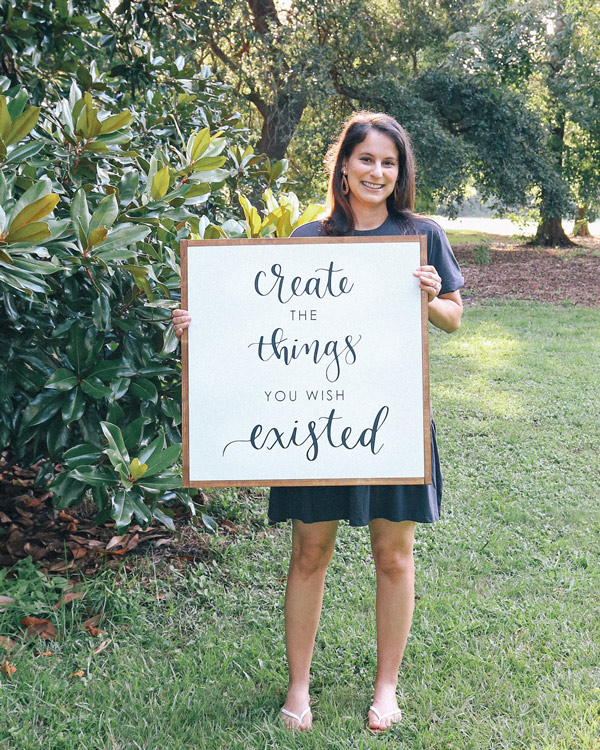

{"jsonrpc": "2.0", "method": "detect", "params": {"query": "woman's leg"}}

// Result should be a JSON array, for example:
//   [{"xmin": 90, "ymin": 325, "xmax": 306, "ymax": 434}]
[
  {"xmin": 367, "ymin": 519, "xmax": 416, "ymax": 730},
  {"xmin": 281, "ymin": 518, "xmax": 338, "ymax": 729}
]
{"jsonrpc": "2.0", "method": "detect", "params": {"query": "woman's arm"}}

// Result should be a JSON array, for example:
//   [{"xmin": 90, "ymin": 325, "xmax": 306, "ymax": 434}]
[
  {"xmin": 427, "ymin": 291, "xmax": 463, "ymax": 333},
  {"xmin": 413, "ymin": 265, "xmax": 463, "ymax": 333}
]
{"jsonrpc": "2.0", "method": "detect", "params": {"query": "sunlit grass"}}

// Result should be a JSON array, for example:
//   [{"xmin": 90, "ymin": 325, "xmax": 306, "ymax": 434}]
[{"xmin": 2, "ymin": 301, "xmax": 599, "ymax": 749}]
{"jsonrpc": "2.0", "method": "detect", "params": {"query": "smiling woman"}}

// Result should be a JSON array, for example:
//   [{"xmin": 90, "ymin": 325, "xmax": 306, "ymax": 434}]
[{"xmin": 172, "ymin": 110, "xmax": 464, "ymax": 734}]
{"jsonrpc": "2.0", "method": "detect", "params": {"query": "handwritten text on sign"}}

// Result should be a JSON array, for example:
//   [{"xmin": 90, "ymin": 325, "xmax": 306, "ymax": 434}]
[{"xmin": 182, "ymin": 237, "xmax": 430, "ymax": 486}]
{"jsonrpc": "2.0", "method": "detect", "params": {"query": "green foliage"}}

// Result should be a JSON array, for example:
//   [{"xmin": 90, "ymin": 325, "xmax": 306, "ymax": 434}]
[
  {"xmin": 1, "ymin": 35, "xmax": 320, "ymax": 530},
  {"xmin": 472, "ymin": 242, "xmax": 492, "ymax": 265},
  {"xmin": 0, "ymin": 556, "xmax": 70, "ymax": 624}
]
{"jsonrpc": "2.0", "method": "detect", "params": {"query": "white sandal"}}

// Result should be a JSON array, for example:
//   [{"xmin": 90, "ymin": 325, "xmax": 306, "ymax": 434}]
[
  {"xmin": 281, "ymin": 706, "xmax": 312, "ymax": 729},
  {"xmin": 367, "ymin": 705, "xmax": 402, "ymax": 733}
]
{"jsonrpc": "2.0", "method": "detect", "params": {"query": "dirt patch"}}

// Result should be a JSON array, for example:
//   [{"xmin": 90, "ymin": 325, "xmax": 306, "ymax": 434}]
[{"xmin": 453, "ymin": 235, "xmax": 600, "ymax": 306}]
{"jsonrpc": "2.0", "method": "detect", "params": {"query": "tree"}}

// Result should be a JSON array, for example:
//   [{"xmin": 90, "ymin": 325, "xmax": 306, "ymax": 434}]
[{"xmin": 451, "ymin": 0, "xmax": 600, "ymax": 244}]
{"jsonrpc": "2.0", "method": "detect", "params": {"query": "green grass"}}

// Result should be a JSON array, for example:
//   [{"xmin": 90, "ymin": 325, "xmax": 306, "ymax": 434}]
[
  {"xmin": 2, "ymin": 301, "xmax": 600, "ymax": 749},
  {"xmin": 444, "ymin": 229, "xmax": 521, "ymax": 246}
]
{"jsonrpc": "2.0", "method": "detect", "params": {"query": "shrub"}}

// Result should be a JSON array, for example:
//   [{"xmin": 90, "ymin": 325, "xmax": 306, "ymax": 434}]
[{"xmin": 0, "ymin": 61, "xmax": 320, "ymax": 531}]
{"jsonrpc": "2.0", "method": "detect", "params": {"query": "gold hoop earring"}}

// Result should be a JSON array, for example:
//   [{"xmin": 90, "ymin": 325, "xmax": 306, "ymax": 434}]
[{"xmin": 341, "ymin": 172, "xmax": 349, "ymax": 195}]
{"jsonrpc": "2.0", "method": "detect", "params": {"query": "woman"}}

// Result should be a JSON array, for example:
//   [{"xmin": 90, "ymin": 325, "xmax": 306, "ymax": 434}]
[{"xmin": 173, "ymin": 111, "xmax": 464, "ymax": 733}]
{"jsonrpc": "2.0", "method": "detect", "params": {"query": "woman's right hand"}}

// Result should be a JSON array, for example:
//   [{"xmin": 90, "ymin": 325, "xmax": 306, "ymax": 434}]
[{"xmin": 172, "ymin": 309, "xmax": 192, "ymax": 338}]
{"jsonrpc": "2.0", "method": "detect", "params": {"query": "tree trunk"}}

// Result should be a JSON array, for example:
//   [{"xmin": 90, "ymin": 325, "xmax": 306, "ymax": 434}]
[
  {"xmin": 572, "ymin": 205, "xmax": 591, "ymax": 237},
  {"xmin": 531, "ymin": 216, "xmax": 575, "ymax": 246},
  {"xmin": 255, "ymin": 89, "xmax": 308, "ymax": 160}
]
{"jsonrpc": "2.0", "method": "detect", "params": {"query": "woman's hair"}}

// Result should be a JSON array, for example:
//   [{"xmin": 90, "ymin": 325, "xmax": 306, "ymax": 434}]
[{"xmin": 322, "ymin": 111, "xmax": 416, "ymax": 236}]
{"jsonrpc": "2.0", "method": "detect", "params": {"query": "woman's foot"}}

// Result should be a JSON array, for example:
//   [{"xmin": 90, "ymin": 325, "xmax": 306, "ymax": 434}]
[
  {"xmin": 280, "ymin": 688, "xmax": 312, "ymax": 730},
  {"xmin": 280, "ymin": 705, "xmax": 312, "ymax": 730},
  {"xmin": 367, "ymin": 704, "xmax": 402, "ymax": 732},
  {"xmin": 367, "ymin": 686, "xmax": 402, "ymax": 732}
]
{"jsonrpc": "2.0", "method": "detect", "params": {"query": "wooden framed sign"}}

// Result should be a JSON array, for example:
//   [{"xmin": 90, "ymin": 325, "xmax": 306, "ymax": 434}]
[{"xmin": 181, "ymin": 235, "xmax": 430, "ymax": 487}]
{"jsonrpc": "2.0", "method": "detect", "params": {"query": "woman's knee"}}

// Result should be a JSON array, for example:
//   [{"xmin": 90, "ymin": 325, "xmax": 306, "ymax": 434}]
[
  {"xmin": 290, "ymin": 526, "xmax": 336, "ymax": 577},
  {"xmin": 372, "ymin": 546, "xmax": 414, "ymax": 579}
]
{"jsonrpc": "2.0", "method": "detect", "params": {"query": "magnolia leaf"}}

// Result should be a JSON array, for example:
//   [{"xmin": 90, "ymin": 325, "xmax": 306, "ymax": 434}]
[
  {"xmin": 188, "ymin": 127, "xmax": 210, "ymax": 162},
  {"xmin": 129, "ymin": 458, "xmax": 148, "ymax": 480},
  {"xmin": 99, "ymin": 110, "xmax": 132, "ymax": 135},
  {"xmin": 87, "ymin": 226, "xmax": 108, "ymax": 248},
  {"xmin": 151, "ymin": 167, "xmax": 170, "ymax": 201},
  {"xmin": 46, "ymin": 368, "xmax": 78, "ymax": 391},
  {"xmin": 9, "ymin": 194, "xmax": 59, "ymax": 233},
  {"xmin": 6, "ymin": 222, "xmax": 51, "ymax": 244},
  {"xmin": 296, "ymin": 204, "xmax": 324, "ymax": 227},
  {"xmin": 89, "ymin": 193, "xmax": 119, "ymax": 234},
  {"xmin": 0, "ymin": 96, "xmax": 10, "ymax": 141},
  {"xmin": 5, "ymin": 105, "xmax": 40, "ymax": 147}
]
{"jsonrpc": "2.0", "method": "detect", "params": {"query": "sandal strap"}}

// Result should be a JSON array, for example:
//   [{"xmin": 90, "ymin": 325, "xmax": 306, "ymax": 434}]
[
  {"xmin": 281, "ymin": 707, "xmax": 310, "ymax": 723},
  {"xmin": 369, "ymin": 705, "xmax": 402, "ymax": 722}
]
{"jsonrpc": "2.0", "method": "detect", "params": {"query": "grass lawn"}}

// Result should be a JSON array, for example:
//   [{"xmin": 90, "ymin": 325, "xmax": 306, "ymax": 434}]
[{"xmin": 2, "ymin": 301, "xmax": 600, "ymax": 749}]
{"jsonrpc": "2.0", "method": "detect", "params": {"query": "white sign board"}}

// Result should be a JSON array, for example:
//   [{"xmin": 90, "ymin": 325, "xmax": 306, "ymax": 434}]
[{"xmin": 181, "ymin": 236, "xmax": 430, "ymax": 486}]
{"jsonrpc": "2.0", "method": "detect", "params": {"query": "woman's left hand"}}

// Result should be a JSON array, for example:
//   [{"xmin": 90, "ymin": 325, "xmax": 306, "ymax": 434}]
[{"xmin": 414, "ymin": 265, "xmax": 443, "ymax": 302}]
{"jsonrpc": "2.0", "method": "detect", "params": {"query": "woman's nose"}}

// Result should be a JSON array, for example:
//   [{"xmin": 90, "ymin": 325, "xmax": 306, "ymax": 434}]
[{"xmin": 370, "ymin": 162, "xmax": 383, "ymax": 177}]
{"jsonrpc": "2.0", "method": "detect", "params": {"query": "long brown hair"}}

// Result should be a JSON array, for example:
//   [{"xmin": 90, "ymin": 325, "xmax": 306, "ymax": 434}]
[{"xmin": 322, "ymin": 111, "xmax": 416, "ymax": 236}]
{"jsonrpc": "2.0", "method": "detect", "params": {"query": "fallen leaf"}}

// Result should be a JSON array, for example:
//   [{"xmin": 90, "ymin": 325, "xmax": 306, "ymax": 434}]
[
  {"xmin": 153, "ymin": 538, "xmax": 173, "ymax": 548},
  {"xmin": 221, "ymin": 519, "xmax": 239, "ymax": 534},
  {"xmin": 21, "ymin": 617, "xmax": 57, "ymax": 640},
  {"xmin": 23, "ymin": 496, "xmax": 46, "ymax": 508},
  {"xmin": 71, "ymin": 547, "xmax": 87, "ymax": 560},
  {"xmin": 126, "ymin": 533, "xmax": 140, "ymax": 551},
  {"xmin": 0, "ymin": 636, "xmax": 17, "ymax": 652},
  {"xmin": 14, "ymin": 506, "xmax": 33, "ymax": 519},
  {"xmin": 47, "ymin": 561, "xmax": 69, "ymax": 573},
  {"xmin": 53, "ymin": 591, "xmax": 84, "ymax": 608},
  {"xmin": 82, "ymin": 614, "xmax": 102, "ymax": 630},
  {"xmin": 68, "ymin": 669, "xmax": 84, "ymax": 679},
  {"xmin": 93, "ymin": 638, "xmax": 112, "ymax": 655},
  {"xmin": 33, "ymin": 651, "xmax": 53, "ymax": 657},
  {"xmin": 58, "ymin": 511, "xmax": 77, "ymax": 523},
  {"xmin": 1, "ymin": 660, "xmax": 16, "ymax": 677},
  {"xmin": 0, "ymin": 596, "xmax": 16, "ymax": 611},
  {"xmin": 0, "ymin": 512, "xmax": 11, "ymax": 523},
  {"xmin": 105, "ymin": 534, "xmax": 128, "ymax": 551}
]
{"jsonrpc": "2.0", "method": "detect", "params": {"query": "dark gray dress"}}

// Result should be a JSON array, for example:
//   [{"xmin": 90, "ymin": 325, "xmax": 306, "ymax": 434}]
[{"xmin": 268, "ymin": 215, "xmax": 464, "ymax": 525}]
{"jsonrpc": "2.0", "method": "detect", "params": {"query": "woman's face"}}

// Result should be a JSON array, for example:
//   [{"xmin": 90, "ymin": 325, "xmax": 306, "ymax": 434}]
[{"xmin": 342, "ymin": 129, "xmax": 399, "ymax": 213}]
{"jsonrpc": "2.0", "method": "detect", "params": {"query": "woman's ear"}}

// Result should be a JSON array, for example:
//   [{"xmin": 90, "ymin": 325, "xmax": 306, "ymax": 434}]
[{"xmin": 341, "ymin": 159, "xmax": 348, "ymax": 172}]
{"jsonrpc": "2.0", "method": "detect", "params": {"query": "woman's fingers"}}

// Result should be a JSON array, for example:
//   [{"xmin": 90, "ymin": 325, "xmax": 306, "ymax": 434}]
[
  {"xmin": 172, "ymin": 309, "xmax": 192, "ymax": 338},
  {"xmin": 413, "ymin": 266, "xmax": 442, "ymax": 300}
]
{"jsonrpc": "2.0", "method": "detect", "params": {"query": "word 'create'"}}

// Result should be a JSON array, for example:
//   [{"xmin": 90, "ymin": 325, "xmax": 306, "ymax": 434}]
[{"xmin": 254, "ymin": 262, "xmax": 354, "ymax": 304}]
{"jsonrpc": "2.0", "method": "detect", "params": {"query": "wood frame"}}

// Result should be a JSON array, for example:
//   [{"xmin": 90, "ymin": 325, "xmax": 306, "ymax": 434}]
[{"xmin": 181, "ymin": 235, "xmax": 430, "ymax": 487}]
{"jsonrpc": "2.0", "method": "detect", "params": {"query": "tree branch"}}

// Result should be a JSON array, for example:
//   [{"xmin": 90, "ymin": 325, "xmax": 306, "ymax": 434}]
[{"xmin": 247, "ymin": 0, "xmax": 280, "ymax": 34}]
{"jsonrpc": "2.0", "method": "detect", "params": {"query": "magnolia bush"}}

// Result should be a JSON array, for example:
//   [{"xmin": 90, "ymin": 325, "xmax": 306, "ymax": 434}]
[{"xmin": 0, "ymin": 62, "xmax": 321, "ymax": 530}]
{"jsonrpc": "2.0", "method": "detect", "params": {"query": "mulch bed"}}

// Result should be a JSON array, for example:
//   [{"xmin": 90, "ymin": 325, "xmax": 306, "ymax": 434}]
[
  {"xmin": 0, "ymin": 455, "xmax": 219, "ymax": 577},
  {"xmin": 455, "ymin": 236, "xmax": 600, "ymax": 306},
  {"xmin": 1, "ymin": 235, "xmax": 599, "ymax": 576}
]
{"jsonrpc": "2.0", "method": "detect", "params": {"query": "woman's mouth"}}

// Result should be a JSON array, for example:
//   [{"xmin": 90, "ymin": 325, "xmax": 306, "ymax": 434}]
[{"xmin": 362, "ymin": 181, "xmax": 383, "ymax": 190}]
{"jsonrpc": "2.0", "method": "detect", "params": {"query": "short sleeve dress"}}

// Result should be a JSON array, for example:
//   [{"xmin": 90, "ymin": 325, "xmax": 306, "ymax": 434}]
[{"xmin": 268, "ymin": 214, "xmax": 464, "ymax": 526}]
